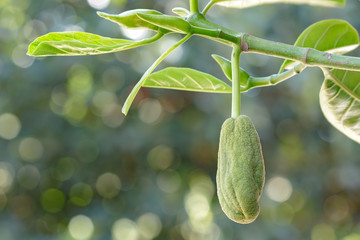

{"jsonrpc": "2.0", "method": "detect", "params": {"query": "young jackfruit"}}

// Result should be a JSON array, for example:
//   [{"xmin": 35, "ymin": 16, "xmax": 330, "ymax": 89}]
[{"xmin": 217, "ymin": 115, "xmax": 265, "ymax": 224}]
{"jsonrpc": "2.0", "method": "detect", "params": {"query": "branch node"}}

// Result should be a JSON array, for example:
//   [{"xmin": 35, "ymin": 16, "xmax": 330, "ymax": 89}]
[
  {"xmin": 240, "ymin": 35, "xmax": 249, "ymax": 52},
  {"xmin": 303, "ymin": 48, "xmax": 310, "ymax": 64},
  {"xmin": 294, "ymin": 64, "xmax": 303, "ymax": 74}
]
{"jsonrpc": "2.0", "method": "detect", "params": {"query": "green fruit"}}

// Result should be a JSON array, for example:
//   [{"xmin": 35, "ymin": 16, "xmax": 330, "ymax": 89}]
[{"xmin": 217, "ymin": 115, "xmax": 265, "ymax": 224}]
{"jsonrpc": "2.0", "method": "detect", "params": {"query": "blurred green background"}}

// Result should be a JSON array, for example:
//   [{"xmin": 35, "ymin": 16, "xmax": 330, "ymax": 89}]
[{"xmin": 1, "ymin": 0, "xmax": 360, "ymax": 239}]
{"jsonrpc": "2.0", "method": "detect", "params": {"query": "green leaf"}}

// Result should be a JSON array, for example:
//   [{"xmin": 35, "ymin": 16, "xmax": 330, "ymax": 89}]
[
  {"xmin": 211, "ymin": 54, "xmax": 249, "ymax": 86},
  {"xmin": 137, "ymin": 13, "xmax": 191, "ymax": 34},
  {"xmin": 172, "ymin": 7, "xmax": 190, "ymax": 17},
  {"xmin": 212, "ymin": 54, "xmax": 232, "ymax": 80},
  {"xmin": 143, "ymin": 67, "xmax": 232, "ymax": 93},
  {"xmin": 28, "ymin": 32, "xmax": 135, "ymax": 56},
  {"xmin": 97, "ymin": 9, "xmax": 169, "ymax": 33},
  {"xmin": 212, "ymin": 0, "xmax": 345, "ymax": 9},
  {"xmin": 320, "ymin": 68, "xmax": 360, "ymax": 143},
  {"xmin": 280, "ymin": 19, "xmax": 359, "ymax": 72},
  {"xmin": 27, "ymin": 31, "xmax": 163, "ymax": 57}
]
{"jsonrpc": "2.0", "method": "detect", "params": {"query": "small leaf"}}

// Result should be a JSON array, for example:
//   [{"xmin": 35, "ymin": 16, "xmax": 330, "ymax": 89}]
[
  {"xmin": 213, "ymin": 0, "xmax": 345, "ymax": 9},
  {"xmin": 137, "ymin": 13, "xmax": 191, "ymax": 34},
  {"xmin": 97, "ymin": 9, "xmax": 169, "ymax": 32},
  {"xmin": 143, "ymin": 67, "xmax": 232, "ymax": 93},
  {"xmin": 27, "ymin": 32, "xmax": 148, "ymax": 56},
  {"xmin": 320, "ymin": 69, "xmax": 360, "ymax": 143},
  {"xmin": 172, "ymin": 7, "xmax": 190, "ymax": 17},
  {"xmin": 212, "ymin": 54, "xmax": 232, "ymax": 80},
  {"xmin": 280, "ymin": 19, "xmax": 359, "ymax": 72},
  {"xmin": 211, "ymin": 54, "xmax": 249, "ymax": 86}
]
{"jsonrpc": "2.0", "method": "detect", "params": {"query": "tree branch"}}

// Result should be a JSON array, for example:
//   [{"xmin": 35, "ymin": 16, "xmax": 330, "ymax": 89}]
[
  {"xmin": 241, "ymin": 64, "xmax": 306, "ymax": 92},
  {"xmin": 187, "ymin": 14, "xmax": 360, "ymax": 72},
  {"xmin": 242, "ymin": 34, "xmax": 360, "ymax": 72}
]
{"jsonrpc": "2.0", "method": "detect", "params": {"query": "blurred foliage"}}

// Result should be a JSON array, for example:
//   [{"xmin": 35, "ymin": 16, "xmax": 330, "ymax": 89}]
[{"xmin": 0, "ymin": 0, "xmax": 360, "ymax": 239}]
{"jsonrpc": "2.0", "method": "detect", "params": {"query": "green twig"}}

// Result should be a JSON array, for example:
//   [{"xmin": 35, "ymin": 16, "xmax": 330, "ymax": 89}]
[
  {"xmin": 242, "ymin": 63, "xmax": 306, "ymax": 92},
  {"xmin": 186, "ymin": 16, "xmax": 360, "ymax": 72},
  {"xmin": 202, "ymin": 1, "xmax": 216, "ymax": 15},
  {"xmin": 190, "ymin": 0, "xmax": 199, "ymax": 12},
  {"xmin": 133, "ymin": 31, "xmax": 164, "ymax": 48},
  {"xmin": 231, "ymin": 44, "xmax": 242, "ymax": 118},
  {"xmin": 122, "ymin": 33, "xmax": 192, "ymax": 115},
  {"xmin": 242, "ymin": 34, "xmax": 360, "ymax": 72}
]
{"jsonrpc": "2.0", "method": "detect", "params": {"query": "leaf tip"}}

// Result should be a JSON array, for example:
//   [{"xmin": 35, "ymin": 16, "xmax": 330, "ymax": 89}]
[
  {"xmin": 121, "ymin": 105, "xmax": 129, "ymax": 116},
  {"xmin": 26, "ymin": 48, "xmax": 33, "ymax": 56},
  {"xmin": 26, "ymin": 43, "xmax": 36, "ymax": 56},
  {"xmin": 211, "ymin": 54, "xmax": 222, "ymax": 65}
]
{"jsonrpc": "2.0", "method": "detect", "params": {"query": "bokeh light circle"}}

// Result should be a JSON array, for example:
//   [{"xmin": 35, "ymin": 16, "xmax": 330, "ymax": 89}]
[
  {"xmin": 112, "ymin": 218, "xmax": 139, "ymax": 240},
  {"xmin": 87, "ymin": 0, "xmax": 110, "ymax": 10},
  {"xmin": 0, "ymin": 113, "xmax": 21, "ymax": 140},
  {"xmin": 95, "ymin": 172, "xmax": 121, "ymax": 199},
  {"xmin": 137, "ymin": 213, "xmax": 162, "ymax": 239},
  {"xmin": 41, "ymin": 188, "xmax": 65, "ymax": 213},
  {"xmin": 18, "ymin": 137, "xmax": 44, "ymax": 162},
  {"xmin": 68, "ymin": 215, "xmax": 94, "ymax": 240},
  {"xmin": 265, "ymin": 176, "xmax": 293, "ymax": 203}
]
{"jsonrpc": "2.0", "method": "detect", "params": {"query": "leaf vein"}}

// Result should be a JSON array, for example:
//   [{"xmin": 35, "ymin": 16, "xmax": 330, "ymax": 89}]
[
  {"xmin": 333, "ymin": 27, "xmax": 349, "ymax": 48},
  {"xmin": 148, "ymin": 78, "xmax": 162, "ymax": 86},
  {"xmin": 340, "ymin": 98, "xmax": 356, "ymax": 122},
  {"xmin": 184, "ymin": 73, "xmax": 203, "ymax": 89},
  {"xmin": 327, "ymin": 87, "xmax": 342, "ymax": 102},
  {"xmin": 167, "ymin": 75, "xmax": 186, "ymax": 88},
  {"xmin": 326, "ymin": 70, "xmax": 360, "ymax": 102},
  {"xmin": 352, "ymin": 80, "xmax": 360, "ymax": 92},
  {"xmin": 314, "ymin": 23, "xmax": 338, "ymax": 49},
  {"xmin": 204, "ymin": 76, "xmax": 216, "ymax": 90}
]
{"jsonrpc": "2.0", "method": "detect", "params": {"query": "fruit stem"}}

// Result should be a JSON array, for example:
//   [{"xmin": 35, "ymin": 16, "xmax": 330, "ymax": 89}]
[{"xmin": 231, "ymin": 44, "xmax": 242, "ymax": 118}]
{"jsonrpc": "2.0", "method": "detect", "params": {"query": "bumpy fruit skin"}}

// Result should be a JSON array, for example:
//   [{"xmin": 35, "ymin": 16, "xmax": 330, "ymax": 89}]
[{"xmin": 217, "ymin": 115, "xmax": 265, "ymax": 224}]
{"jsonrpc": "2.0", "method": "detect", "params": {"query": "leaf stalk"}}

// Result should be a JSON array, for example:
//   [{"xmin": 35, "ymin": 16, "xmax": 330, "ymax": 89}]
[
  {"xmin": 202, "ymin": 0, "xmax": 216, "ymax": 15},
  {"xmin": 242, "ymin": 63, "xmax": 306, "ymax": 92},
  {"xmin": 190, "ymin": 0, "xmax": 199, "ymax": 12}
]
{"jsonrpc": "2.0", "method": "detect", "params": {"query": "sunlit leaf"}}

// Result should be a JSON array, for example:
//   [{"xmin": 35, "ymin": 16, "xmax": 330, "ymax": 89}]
[
  {"xmin": 280, "ymin": 19, "xmax": 359, "ymax": 72},
  {"xmin": 97, "ymin": 9, "xmax": 169, "ymax": 32},
  {"xmin": 137, "ymin": 13, "xmax": 191, "ymax": 34},
  {"xmin": 143, "ymin": 67, "xmax": 232, "ymax": 93},
  {"xmin": 27, "ymin": 32, "xmax": 157, "ymax": 56},
  {"xmin": 213, "ymin": 0, "xmax": 345, "ymax": 9},
  {"xmin": 320, "ymin": 69, "xmax": 360, "ymax": 143}
]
